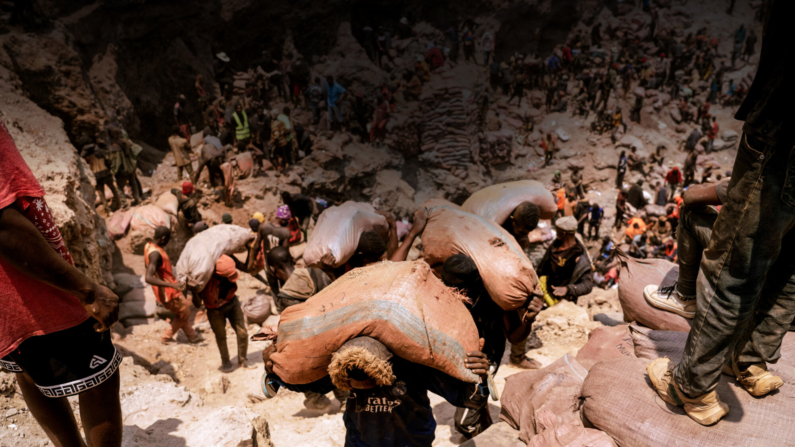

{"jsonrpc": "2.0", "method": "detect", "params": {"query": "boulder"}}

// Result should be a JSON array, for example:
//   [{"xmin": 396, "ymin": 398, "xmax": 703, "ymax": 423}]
[
  {"xmin": 721, "ymin": 129, "xmax": 739, "ymax": 142},
  {"xmin": 556, "ymin": 128, "xmax": 571, "ymax": 142}
]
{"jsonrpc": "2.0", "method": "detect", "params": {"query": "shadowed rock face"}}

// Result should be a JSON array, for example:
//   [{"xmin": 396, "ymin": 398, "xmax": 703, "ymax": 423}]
[{"xmin": 20, "ymin": 0, "xmax": 590, "ymax": 147}]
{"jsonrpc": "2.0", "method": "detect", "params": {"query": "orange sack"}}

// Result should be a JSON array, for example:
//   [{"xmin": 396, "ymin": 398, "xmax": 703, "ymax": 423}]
[
  {"xmin": 271, "ymin": 260, "xmax": 481, "ymax": 385},
  {"xmin": 421, "ymin": 206, "xmax": 537, "ymax": 311},
  {"xmin": 461, "ymin": 180, "xmax": 557, "ymax": 222}
]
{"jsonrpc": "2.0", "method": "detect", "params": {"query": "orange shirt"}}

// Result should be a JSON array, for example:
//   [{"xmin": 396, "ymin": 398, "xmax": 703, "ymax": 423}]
[
  {"xmin": 200, "ymin": 255, "xmax": 239, "ymax": 309},
  {"xmin": 556, "ymin": 188, "xmax": 566, "ymax": 210},
  {"xmin": 625, "ymin": 217, "xmax": 647, "ymax": 239},
  {"xmin": 144, "ymin": 242, "xmax": 182, "ymax": 303}
]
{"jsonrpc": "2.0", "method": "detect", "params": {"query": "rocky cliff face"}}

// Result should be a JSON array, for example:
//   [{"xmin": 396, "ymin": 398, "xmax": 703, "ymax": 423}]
[{"xmin": 0, "ymin": 49, "xmax": 114, "ymax": 287}]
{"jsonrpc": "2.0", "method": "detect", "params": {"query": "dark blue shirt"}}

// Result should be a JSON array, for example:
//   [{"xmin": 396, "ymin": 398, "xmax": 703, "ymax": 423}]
[{"xmin": 280, "ymin": 358, "xmax": 486, "ymax": 447}]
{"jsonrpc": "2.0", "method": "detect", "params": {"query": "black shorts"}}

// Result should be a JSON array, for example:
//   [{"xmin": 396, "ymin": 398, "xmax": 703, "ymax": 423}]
[{"xmin": 0, "ymin": 318, "xmax": 121, "ymax": 398}]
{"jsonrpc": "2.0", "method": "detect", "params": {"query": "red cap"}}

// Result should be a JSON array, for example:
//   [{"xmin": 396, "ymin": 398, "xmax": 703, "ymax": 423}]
[{"xmin": 182, "ymin": 181, "xmax": 194, "ymax": 195}]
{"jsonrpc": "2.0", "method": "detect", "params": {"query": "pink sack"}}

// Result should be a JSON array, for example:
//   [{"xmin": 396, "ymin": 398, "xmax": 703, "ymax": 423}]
[{"xmin": 107, "ymin": 207, "xmax": 136, "ymax": 239}]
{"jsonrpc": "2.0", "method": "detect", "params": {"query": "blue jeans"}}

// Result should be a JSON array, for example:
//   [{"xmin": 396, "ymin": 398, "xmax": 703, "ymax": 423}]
[
  {"xmin": 327, "ymin": 104, "xmax": 343, "ymax": 126},
  {"xmin": 674, "ymin": 134, "xmax": 795, "ymax": 395}
]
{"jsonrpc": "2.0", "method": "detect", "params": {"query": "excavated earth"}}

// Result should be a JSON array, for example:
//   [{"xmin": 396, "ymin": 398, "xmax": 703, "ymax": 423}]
[{"xmin": 0, "ymin": 0, "xmax": 760, "ymax": 445}]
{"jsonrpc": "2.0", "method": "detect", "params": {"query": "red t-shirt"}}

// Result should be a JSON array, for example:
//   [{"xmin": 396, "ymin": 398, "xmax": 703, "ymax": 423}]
[{"xmin": 0, "ymin": 121, "xmax": 89, "ymax": 358}]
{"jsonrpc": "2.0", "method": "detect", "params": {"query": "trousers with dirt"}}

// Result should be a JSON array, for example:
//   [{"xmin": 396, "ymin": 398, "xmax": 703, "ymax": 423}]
[
  {"xmin": 675, "ymin": 205, "xmax": 718, "ymax": 298},
  {"xmin": 207, "ymin": 297, "xmax": 248, "ymax": 363},
  {"xmin": 674, "ymin": 134, "xmax": 795, "ymax": 396},
  {"xmin": 160, "ymin": 295, "xmax": 196, "ymax": 342}
]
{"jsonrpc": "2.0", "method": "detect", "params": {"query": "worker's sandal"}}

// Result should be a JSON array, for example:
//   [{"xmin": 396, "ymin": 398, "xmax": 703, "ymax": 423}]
[
  {"xmin": 722, "ymin": 359, "xmax": 783, "ymax": 397},
  {"xmin": 643, "ymin": 284, "xmax": 696, "ymax": 318},
  {"xmin": 647, "ymin": 357, "xmax": 729, "ymax": 426}
]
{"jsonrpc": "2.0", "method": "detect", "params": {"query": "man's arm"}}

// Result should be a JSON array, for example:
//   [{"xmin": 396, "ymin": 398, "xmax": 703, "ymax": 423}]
[
  {"xmin": 144, "ymin": 251, "xmax": 178, "ymax": 289},
  {"xmin": 0, "ymin": 206, "xmax": 118, "ymax": 331},
  {"xmin": 504, "ymin": 296, "xmax": 544, "ymax": 344},
  {"xmin": 683, "ymin": 183, "xmax": 720, "ymax": 207},
  {"xmin": 565, "ymin": 261, "xmax": 594, "ymax": 297},
  {"xmin": 246, "ymin": 229, "xmax": 263, "ymax": 273},
  {"xmin": 375, "ymin": 210, "xmax": 399, "ymax": 259},
  {"xmin": 390, "ymin": 208, "xmax": 427, "ymax": 262}
]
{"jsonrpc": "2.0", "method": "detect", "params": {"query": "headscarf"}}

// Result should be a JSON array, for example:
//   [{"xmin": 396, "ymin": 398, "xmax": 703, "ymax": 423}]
[{"xmin": 276, "ymin": 205, "xmax": 292, "ymax": 220}]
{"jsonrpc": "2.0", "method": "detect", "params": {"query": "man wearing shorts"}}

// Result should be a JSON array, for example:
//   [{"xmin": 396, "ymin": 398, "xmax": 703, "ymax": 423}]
[{"xmin": 0, "ymin": 120, "xmax": 121, "ymax": 446}]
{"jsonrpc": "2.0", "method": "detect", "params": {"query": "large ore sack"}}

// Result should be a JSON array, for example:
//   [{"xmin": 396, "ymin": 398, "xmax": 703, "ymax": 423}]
[
  {"xmin": 422, "ymin": 207, "xmax": 536, "ymax": 310},
  {"xmin": 107, "ymin": 208, "xmax": 136, "ymax": 239},
  {"xmin": 303, "ymin": 201, "xmax": 389, "ymax": 269},
  {"xmin": 130, "ymin": 205, "xmax": 171, "ymax": 235},
  {"xmin": 241, "ymin": 293, "xmax": 272, "ymax": 325},
  {"xmin": 461, "ymin": 180, "xmax": 558, "ymax": 222},
  {"xmin": 575, "ymin": 325, "xmax": 636, "ymax": 371},
  {"xmin": 582, "ymin": 357, "xmax": 795, "ymax": 447},
  {"xmin": 420, "ymin": 197, "xmax": 461, "ymax": 210},
  {"xmin": 155, "ymin": 192, "xmax": 179, "ymax": 216},
  {"xmin": 616, "ymin": 250, "xmax": 691, "ymax": 332},
  {"xmin": 500, "ymin": 354, "xmax": 588, "ymax": 444},
  {"xmin": 271, "ymin": 260, "xmax": 480, "ymax": 385},
  {"xmin": 176, "ymin": 224, "xmax": 254, "ymax": 291}
]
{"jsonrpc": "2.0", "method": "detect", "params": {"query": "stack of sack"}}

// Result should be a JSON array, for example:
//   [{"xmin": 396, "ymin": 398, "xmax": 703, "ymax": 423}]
[
  {"xmin": 385, "ymin": 111, "xmax": 421, "ymax": 156},
  {"xmin": 271, "ymin": 260, "xmax": 481, "ymax": 385},
  {"xmin": 303, "ymin": 201, "xmax": 389, "ymax": 269},
  {"xmin": 581, "ymin": 323, "xmax": 795, "ymax": 446},
  {"xmin": 417, "ymin": 78, "xmax": 478, "ymax": 173},
  {"xmin": 113, "ymin": 273, "xmax": 157, "ymax": 327},
  {"xmin": 479, "ymin": 129, "xmax": 515, "ymax": 166}
]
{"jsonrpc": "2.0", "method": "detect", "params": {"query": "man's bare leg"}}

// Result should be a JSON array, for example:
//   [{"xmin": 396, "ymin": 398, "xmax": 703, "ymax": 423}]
[
  {"xmin": 15, "ymin": 372, "xmax": 86, "ymax": 447},
  {"xmin": 79, "ymin": 370, "xmax": 122, "ymax": 447}
]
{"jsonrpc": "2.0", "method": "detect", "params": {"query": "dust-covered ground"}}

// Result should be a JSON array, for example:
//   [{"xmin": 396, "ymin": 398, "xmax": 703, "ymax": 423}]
[{"xmin": 0, "ymin": 0, "xmax": 762, "ymax": 445}]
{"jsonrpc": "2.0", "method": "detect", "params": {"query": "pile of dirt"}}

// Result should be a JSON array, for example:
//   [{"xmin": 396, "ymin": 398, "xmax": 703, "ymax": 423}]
[{"xmin": 522, "ymin": 301, "xmax": 604, "ymax": 367}]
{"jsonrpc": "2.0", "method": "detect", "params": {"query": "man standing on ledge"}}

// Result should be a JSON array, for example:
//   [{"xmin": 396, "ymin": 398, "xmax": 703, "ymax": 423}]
[{"xmin": 647, "ymin": 0, "xmax": 795, "ymax": 426}]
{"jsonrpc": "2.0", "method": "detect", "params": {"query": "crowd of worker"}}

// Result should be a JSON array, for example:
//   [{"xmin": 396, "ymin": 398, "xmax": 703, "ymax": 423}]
[{"xmin": 2, "ymin": 0, "xmax": 794, "ymax": 446}]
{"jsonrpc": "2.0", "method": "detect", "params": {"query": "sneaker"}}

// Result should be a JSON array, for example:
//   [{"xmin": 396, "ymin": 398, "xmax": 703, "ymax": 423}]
[
  {"xmin": 644, "ymin": 283, "xmax": 696, "ymax": 319},
  {"xmin": 509, "ymin": 357, "xmax": 542, "ymax": 370},
  {"xmin": 722, "ymin": 358, "xmax": 783, "ymax": 397},
  {"xmin": 647, "ymin": 358, "xmax": 729, "ymax": 426}
]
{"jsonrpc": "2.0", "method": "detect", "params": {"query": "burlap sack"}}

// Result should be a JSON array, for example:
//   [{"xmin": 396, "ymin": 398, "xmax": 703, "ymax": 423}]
[
  {"xmin": 303, "ymin": 201, "xmax": 389, "ymax": 269},
  {"xmin": 271, "ymin": 260, "xmax": 480, "ymax": 385},
  {"xmin": 130, "ymin": 205, "xmax": 171, "ymax": 236},
  {"xmin": 575, "ymin": 325, "xmax": 636, "ymax": 371},
  {"xmin": 629, "ymin": 322, "xmax": 689, "ymax": 363},
  {"xmin": 420, "ymin": 197, "xmax": 461, "ymax": 210},
  {"xmin": 175, "ymin": 224, "xmax": 254, "ymax": 291},
  {"xmin": 421, "ymin": 207, "xmax": 537, "ymax": 310},
  {"xmin": 461, "ymin": 180, "xmax": 558, "ymax": 222},
  {"xmin": 155, "ymin": 192, "xmax": 179, "ymax": 216},
  {"xmin": 630, "ymin": 323, "xmax": 795, "ymax": 382},
  {"xmin": 241, "ymin": 293, "xmax": 272, "ymax": 325},
  {"xmin": 500, "ymin": 354, "xmax": 588, "ymax": 444},
  {"xmin": 616, "ymin": 250, "xmax": 691, "ymax": 332},
  {"xmin": 582, "ymin": 357, "xmax": 795, "ymax": 447},
  {"xmin": 528, "ymin": 413, "xmax": 616, "ymax": 447}
]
